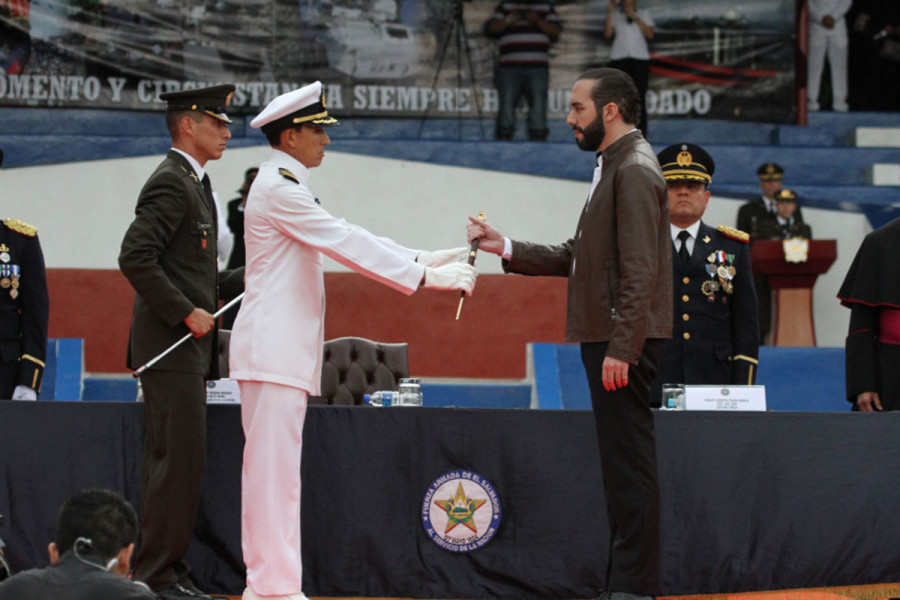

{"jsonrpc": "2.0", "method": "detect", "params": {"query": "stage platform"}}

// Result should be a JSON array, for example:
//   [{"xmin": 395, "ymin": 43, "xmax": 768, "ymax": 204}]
[
  {"xmin": 213, "ymin": 588, "xmax": 900, "ymax": 600},
  {"xmin": 1, "ymin": 403, "xmax": 898, "ymax": 599}
]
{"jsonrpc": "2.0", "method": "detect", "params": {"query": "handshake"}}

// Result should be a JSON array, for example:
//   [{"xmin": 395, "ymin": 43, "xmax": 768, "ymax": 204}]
[{"xmin": 417, "ymin": 247, "xmax": 477, "ymax": 295}]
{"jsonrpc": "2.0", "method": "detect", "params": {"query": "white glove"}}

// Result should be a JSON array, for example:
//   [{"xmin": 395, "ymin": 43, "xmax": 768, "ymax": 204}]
[
  {"xmin": 423, "ymin": 263, "xmax": 477, "ymax": 295},
  {"xmin": 416, "ymin": 247, "xmax": 469, "ymax": 268},
  {"xmin": 12, "ymin": 385, "xmax": 37, "ymax": 401}
]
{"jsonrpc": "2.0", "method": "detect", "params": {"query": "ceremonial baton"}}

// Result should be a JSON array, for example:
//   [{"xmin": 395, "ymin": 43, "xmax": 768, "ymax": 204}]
[
  {"xmin": 456, "ymin": 210, "xmax": 485, "ymax": 320},
  {"xmin": 132, "ymin": 292, "xmax": 246, "ymax": 378}
]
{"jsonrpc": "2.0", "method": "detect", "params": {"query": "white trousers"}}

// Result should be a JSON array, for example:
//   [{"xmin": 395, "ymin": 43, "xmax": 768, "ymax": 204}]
[
  {"xmin": 240, "ymin": 381, "xmax": 308, "ymax": 596},
  {"xmin": 808, "ymin": 22, "xmax": 849, "ymax": 111}
]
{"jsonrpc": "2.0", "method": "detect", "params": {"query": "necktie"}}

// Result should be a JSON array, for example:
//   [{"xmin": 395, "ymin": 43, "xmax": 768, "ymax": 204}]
[
  {"xmin": 677, "ymin": 230, "xmax": 691, "ymax": 268},
  {"xmin": 201, "ymin": 174, "xmax": 216, "ymax": 218}
]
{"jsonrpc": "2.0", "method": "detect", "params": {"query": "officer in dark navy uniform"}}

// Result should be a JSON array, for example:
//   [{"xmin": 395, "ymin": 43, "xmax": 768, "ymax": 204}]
[
  {"xmin": 736, "ymin": 163, "xmax": 807, "ymax": 343},
  {"xmin": 754, "ymin": 188, "xmax": 813, "ymax": 240},
  {"xmin": 0, "ymin": 145, "xmax": 49, "ymax": 401},
  {"xmin": 651, "ymin": 143, "xmax": 759, "ymax": 405}
]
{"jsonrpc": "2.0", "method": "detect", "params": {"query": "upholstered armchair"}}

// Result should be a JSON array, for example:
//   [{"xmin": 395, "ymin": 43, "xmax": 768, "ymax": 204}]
[
  {"xmin": 313, "ymin": 337, "xmax": 409, "ymax": 405},
  {"xmin": 217, "ymin": 332, "xmax": 409, "ymax": 406}
]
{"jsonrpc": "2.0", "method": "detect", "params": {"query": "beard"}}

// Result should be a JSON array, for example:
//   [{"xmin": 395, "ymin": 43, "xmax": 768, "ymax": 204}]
[{"xmin": 574, "ymin": 116, "xmax": 605, "ymax": 151}]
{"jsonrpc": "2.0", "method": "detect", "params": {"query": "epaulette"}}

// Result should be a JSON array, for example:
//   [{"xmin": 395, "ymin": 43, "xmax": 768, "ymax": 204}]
[
  {"xmin": 718, "ymin": 225, "xmax": 749, "ymax": 243},
  {"xmin": 279, "ymin": 168, "xmax": 299, "ymax": 184},
  {"xmin": 3, "ymin": 218, "xmax": 38, "ymax": 237}
]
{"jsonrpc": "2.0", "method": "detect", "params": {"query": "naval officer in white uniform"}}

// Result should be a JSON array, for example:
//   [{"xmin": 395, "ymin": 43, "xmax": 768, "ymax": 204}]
[{"xmin": 228, "ymin": 81, "xmax": 476, "ymax": 600}]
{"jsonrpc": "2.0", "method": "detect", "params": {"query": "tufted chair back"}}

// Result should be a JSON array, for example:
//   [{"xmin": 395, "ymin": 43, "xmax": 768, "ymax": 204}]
[
  {"xmin": 216, "ymin": 332, "xmax": 408, "ymax": 406},
  {"xmin": 312, "ymin": 337, "xmax": 409, "ymax": 405}
]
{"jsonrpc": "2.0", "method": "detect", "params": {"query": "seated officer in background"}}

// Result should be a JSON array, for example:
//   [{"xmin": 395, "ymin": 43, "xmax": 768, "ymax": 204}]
[
  {"xmin": 735, "ymin": 162, "xmax": 805, "ymax": 344},
  {"xmin": 0, "ymin": 145, "xmax": 49, "ymax": 401},
  {"xmin": 651, "ymin": 143, "xmax": 759, "ymax": 405},
  {"xmin": 754, "ymin": 188, "xmax": 813, "ymax": 240},
  {"xmin": 736, "ymin": 162, "xmax": 806, "ymax": 239},
  {"xmin": 0, "ymin": 489, "xmax": 155, "ymax": 599}
]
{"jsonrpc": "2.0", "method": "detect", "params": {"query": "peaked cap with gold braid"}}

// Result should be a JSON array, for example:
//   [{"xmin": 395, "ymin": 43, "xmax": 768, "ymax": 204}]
[
  {"xmin": 159, "ymin": 84, "xmax": 236, "ymax": 123},
  {"xmin": 251, "ymin": 81, "xmax": 339, "ymax": 135},
  {"xmin": 657, "ymin": 142, "xmax": 715, "ymax": 185}
]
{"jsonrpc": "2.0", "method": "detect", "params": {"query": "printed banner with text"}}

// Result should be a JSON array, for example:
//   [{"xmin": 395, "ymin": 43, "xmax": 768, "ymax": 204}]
[{"xmin": 0, "ymin": 0, "xmax": 795, "ymax": 122}]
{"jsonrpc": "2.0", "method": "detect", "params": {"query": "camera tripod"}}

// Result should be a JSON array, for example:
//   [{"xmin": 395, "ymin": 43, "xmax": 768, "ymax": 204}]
[{"xmin": 417, "ymin": 0, "xmax": 486, "ymax": 140}]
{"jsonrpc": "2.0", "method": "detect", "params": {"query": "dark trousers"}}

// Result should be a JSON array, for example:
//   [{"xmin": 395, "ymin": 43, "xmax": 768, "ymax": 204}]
[
  {"xmin": 0, "ymin": 360, "xmax": 18, "ymax": 400},
  {"xmin": 581, "ymin": 339, "xmax": 665, "ymax": 596},
  {"xmin": 134, "ymin": 370, "xmax": 207, "ymax": 591}
]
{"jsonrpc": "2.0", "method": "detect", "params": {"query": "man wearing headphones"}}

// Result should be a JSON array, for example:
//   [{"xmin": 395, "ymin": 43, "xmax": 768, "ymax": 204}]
[{"xmin": 0, "ymin": 489, "xmax": 155, "ymax": 599}]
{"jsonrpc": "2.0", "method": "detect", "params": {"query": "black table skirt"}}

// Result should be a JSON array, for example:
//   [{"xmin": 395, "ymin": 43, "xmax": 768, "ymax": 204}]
[{"xmin": 0, "ymin": 403, "xmax": 898, "ymax": 598}]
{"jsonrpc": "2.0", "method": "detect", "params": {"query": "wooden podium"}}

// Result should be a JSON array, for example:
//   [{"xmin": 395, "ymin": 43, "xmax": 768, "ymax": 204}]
[{"xmin": 750, "ymin": 239, "xmax": 837, "ymax": 346}]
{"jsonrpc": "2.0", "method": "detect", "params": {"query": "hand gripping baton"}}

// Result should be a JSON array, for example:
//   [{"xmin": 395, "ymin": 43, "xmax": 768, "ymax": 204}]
[{"xmin": 132, "ymin": 292, "xmax": 246, "ymax": 378}]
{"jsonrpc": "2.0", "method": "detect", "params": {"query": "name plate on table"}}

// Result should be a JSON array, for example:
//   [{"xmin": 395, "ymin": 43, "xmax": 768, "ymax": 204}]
[
  {"xmin": 206, "ymin": 379, "xmax": 241, "ymax": 404},
  {"xmin": 684, "ymin": 385, "xmax": 766, "ymax": 411}
]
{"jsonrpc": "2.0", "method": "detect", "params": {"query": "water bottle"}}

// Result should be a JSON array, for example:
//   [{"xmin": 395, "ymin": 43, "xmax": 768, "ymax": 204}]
[
  {"xmin": 397, "ymin": 378, "xmax": 423, "ymax": 406},
  {"xmin": 364, "ymin": 391, "xmax": 396, "ymax": 407},
  {"xmin": 660, "ymin": 383, "xmax": 686, "ymax": 410}
]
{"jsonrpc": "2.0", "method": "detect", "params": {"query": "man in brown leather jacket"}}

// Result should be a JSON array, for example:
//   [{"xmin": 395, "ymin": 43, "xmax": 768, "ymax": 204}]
[{"xmin": 468, "ymin": 68, "xmax": 671, "ymax": 600}]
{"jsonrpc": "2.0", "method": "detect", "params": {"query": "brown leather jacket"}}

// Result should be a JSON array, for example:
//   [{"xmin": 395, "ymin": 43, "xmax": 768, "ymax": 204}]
[{"xmin": 504, "ymin": 130, "xmax": 672, "ymax": 364}]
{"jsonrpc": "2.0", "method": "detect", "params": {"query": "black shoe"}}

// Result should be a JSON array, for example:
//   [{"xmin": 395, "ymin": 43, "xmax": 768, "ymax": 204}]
[{"xmin": 156, "ymin": 582, "xmax": 212, "ymax": 600}]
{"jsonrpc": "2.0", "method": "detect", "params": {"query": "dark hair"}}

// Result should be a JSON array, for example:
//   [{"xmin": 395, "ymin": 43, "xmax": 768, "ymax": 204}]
[
  {"xmin": 55, "ymin": 489, "xmax": 138, "ymax": 561},
  {"xmin": 165, "ymin": 110, "xmax": 201, "ymax": 139},
  {"xmin": 262, "ymin": 125, "xmax": 284, "ymax": 146},
  {"xmin": 577, "ymin": 68, "xmax": 641, "ymax": 127},
  {"xmin": 263, "ymin": 124, "xmax": 312, "ymax": 147}
]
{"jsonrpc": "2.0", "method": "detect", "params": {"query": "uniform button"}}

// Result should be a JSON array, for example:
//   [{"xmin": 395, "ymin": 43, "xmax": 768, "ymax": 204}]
[
  {"xmin": 682, "ymin": 277, "xmax": 690, "ymax": 284},
  {"xmin": 682, "ymin": 295, "xmax": 690, "ymax": 302},
  {"xmin": 682, "ymin": 314, "xmax": 690, "ymax": 321},
  {"xmin": 683, "ymin": 332, "xmax": 691, "ymax": 340}
]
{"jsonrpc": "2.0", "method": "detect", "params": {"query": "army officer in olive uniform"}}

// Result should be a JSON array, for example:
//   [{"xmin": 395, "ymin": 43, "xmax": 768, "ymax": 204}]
[
  {"xmin": 118, "ymin": 85, "xmax": 243, "ymax": 600},
  {"xmin": 0, "ymin": 147, "xmax": 49, "ymax": 400},
  {"xmin": 651, "ymin": 143, "xmax": 759, "ymax": 405}
]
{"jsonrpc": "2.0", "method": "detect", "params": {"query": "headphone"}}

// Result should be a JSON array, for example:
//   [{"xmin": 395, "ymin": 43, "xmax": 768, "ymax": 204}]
[{"xmin": 73, "ymin": 537, "xmax": 118, "ymax": 571}]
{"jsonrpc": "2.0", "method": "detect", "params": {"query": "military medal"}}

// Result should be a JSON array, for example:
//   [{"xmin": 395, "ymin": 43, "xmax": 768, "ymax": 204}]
[
  {"xmin": 0, "ymin": 278, "xmax": 8, "ymax": 289},
  {"xmin": 10, "ymin": 265, "xmax": 20, "ymax": 293}
]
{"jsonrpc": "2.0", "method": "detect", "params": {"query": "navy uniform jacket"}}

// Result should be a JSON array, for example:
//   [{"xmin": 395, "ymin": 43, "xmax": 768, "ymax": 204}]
[
  {"xmin": 755, "ymin": 217, "xmax": 812, "ymax": 240},
  {"xmin": 118, "ymin": 151, "xmax": 243, "ymax": 376},
  {"xmin": 0, "ymin": 218, "xmax": 49, "ymax": 397},
  {"xmin": 736, "ymin": 197, "xmax": 805, "ymax": 241},
  {"xmin": 652, "ymin": 222, "xmax": 759, "ymax": 403}
]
